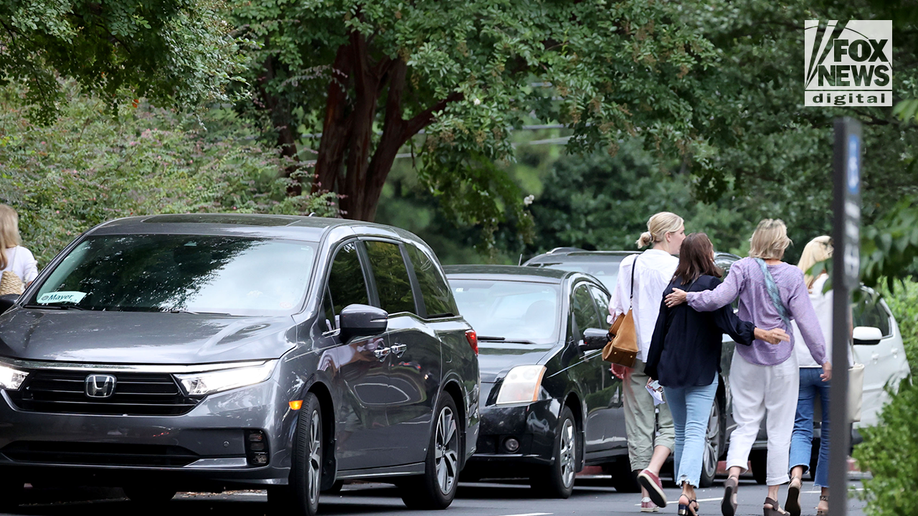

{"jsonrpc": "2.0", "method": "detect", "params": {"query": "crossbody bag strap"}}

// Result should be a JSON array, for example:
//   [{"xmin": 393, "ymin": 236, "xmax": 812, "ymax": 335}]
[
  {"xmin": 629, "ymin": 254, "xmax": 637, "ymax": 310},
  {"xmin": 754, "ymin": 258, "xmax": 791, "ymax": 329}
]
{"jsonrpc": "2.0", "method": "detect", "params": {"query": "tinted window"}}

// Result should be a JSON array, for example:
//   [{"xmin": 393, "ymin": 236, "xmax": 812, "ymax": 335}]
[
  {"xmin": 451, "ymin": 279, "xmax": 560, "ymax": 344},
  {"xmin": 406, "ymin": 244, "xmax": 457, "ymax": 318},
  {"xmin": 365, "ymin": 241, "xmax": 417, "ymax": 315},
  {"xmin": 32, "ymin": 235, "xmax": 315, "ymax": 316},
  {"xmin": 588, "ymin": 285, "xmax": 610, "ymax": 323},
  {"xmin": 572, "ymin": 284, "xmax": 603, "ymax": 335},
  {"xmin": 853, "ymin": 293, "xmax": 891, "ymax": 337},
  {"xmin": 326, "ymin": 241, "xmax": 370, "ymax": 328}
]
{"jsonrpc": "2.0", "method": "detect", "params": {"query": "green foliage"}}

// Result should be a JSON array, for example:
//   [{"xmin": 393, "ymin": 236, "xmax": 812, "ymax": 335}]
[
  {"xmin": 861, "ymin": 199, "xmax": 918, "ymax": 288},
  {"xmin": 876, "ymin": 279, "xmax": 918, "ymax": 374},
  {"xmin": 0, "ymin": 82, "xmax": 336, "ymax": 266},
  {"xmin": 853, "ymin": 376, "xmax": 918, "ymax": 516},
  {"xmin": 0, "ymin": 0, "xmax": 243, "ymax": 124}
]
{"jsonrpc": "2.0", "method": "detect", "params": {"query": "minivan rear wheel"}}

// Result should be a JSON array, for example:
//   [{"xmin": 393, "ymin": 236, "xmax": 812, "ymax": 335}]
[{"xmin": 400, "ymin": 394, "xmax": 460, "ymax": 509}]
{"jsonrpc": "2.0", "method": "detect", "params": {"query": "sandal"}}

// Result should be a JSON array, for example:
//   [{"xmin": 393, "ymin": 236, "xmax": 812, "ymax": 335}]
[
  {"xmin": 816, "ymin": 495, "xmax": 829, "ymax": 516},
  {"xmin": 722, "ymin": 476, "xmax": 738, "ymax": 516},
  {"xmin": 692, "ymin": 499, "xmax": 700, "ymax": 514},
  {"xmin": 678, "ymin": 494, "xmax": 697, "ymax": 516},
  {"xmin": 764, "ymin": 497, "xmax": 788, "ymax": 516},
  {"xmin": 785, "ymin": 476, "xmax": 802, "ymax": 516}
]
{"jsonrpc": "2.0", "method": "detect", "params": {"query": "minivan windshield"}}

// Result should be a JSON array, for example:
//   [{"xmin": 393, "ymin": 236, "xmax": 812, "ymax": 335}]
[
  {"xmin": 29, "ymin": 234, "xmax": 316, "ymax": 316},
  {"xmin": 451, "ymin": 279, "xmax": 560, "ymax": 345}
]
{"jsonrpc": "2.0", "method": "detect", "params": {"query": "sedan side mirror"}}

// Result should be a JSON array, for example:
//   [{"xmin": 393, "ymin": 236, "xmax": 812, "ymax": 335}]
[
  {"xmin": 580, "ymin": 328, "xmax": 609, "ymax": 351},
  {"xmin": 853, "ymin": 326, "xmax": 883, "ymax": 346},
  {"xmin": 0, "ymin": 294, "xmax": 19, "ymax": 314},
  {"xmin": 339, "ymin": 304, "xmax": 388, "ymax": 342}
]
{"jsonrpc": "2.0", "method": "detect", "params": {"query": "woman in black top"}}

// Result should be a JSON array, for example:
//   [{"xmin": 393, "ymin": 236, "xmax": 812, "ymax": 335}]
[{"xmin": 645, "ymin": 234, "xmax": 789, "ymax": 516}]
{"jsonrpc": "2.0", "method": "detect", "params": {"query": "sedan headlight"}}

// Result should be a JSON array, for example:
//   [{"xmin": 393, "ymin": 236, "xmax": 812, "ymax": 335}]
[
  {"xmin": 496, "ymin": 365, "xmax": 546, "ymax": 405},
  {"xmin": 0, "ymin": 362, "xmax": 29, "ymax": 390},
  {"xmin": 176, "ymin": 360, "xmax": 277, "ymax": 396}
]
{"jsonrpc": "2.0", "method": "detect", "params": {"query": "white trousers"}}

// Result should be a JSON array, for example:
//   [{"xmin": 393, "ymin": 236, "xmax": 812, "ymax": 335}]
[{"xmin": 726, "ymin": 351, "xmax": 799, "ymax": 486}]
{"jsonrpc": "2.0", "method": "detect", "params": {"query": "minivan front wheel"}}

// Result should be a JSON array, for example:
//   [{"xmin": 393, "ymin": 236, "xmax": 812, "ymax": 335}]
[
  {"xmin": 272, "ymin": 392, "xmax": 323, "ymax": 516},
  {"xmin": 400, "ymin": 394, "xmax": 461, "ymax": 509}
]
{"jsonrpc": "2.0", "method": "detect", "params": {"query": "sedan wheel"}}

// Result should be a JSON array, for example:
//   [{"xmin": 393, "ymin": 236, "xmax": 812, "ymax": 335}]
[
  {"xmin": 699, "ymin": 398, "xmax": 723, "ymax": 487},
  {"xmin": 401, "ymin": 395, "xmax": 461, "ymax": 509},
  {"xmin": 531, "ymin": 406, "xmax": 577, "ymax": 498}
]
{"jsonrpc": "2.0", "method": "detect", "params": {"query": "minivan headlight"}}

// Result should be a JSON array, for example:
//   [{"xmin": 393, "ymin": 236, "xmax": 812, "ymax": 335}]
[
  {"xmin": 0, "ymin": 363, "xmax": 29, "ymax": 390},
  {"xmin": 496, "ymin": 365, "xmax": 546, "ymax": 405},
  {"xmin": 176, "ymin": 361, "xmax": 277, "ymax": 396}
]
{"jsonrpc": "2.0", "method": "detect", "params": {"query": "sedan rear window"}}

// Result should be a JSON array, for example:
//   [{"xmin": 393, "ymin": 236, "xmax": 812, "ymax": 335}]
[
  {"xmin": 30, "ymin": 235, "xmax": 316, "ymax": 316},
  {"xmin": 451, "ymin": 279, "xmax": 560, "ymax": 345}
]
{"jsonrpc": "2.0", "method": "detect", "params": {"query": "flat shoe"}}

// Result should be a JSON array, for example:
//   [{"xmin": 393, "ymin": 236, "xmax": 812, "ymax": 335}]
[
  {"xmin": 721, "ymin": 476, "xmax": 738, "ymax": 516},
  {"xmin": 637, "ymin": 469, "xmax": 667, "ymax": 508},
  {"xmin": 785, "ymin": 477, "xmax": 801, "ymax": 516}
]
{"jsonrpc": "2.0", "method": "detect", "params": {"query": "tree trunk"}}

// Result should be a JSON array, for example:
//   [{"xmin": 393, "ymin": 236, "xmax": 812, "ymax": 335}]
[{"xmin": 312, "ymin": 44, "xmax": 353, "ymax": 196}]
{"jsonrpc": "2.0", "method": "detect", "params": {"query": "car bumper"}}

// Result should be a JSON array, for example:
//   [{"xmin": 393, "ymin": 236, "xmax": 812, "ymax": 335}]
[
  {"xmin": 0, "ymin": 379, "xmax": 293, "ymax": 487},
  {"xmin": 467, "ymin": 398, "xmax": 559, "ymax": 466}
]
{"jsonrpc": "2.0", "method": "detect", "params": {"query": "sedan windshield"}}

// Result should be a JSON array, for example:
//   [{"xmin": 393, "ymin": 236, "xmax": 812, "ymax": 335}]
[
  {"xmin": 531, "ymin": 255, "xmax": 626, "ymax": 292},
  {"xmin": 450, "ymin": 279, "xmax": 560, "ymax": 345},
  {"xmin": 29, "ymin": 234, "xmax": 316, "ymax": 316}
]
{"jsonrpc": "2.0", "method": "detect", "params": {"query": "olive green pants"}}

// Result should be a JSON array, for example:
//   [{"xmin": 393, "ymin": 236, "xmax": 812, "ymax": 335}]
[{"xmin": 623, "ymin": 359, "xmax": 675, "ymax": 471}]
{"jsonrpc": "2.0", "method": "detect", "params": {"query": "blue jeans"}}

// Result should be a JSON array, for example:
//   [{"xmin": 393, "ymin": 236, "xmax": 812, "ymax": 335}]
[
  {"xmin": 664, "ymin": 377, "xmax": 718, "ymax": 488},
  {"xmin": 789, "ymin": 368, "xmax": 831, "ymax": 487}
]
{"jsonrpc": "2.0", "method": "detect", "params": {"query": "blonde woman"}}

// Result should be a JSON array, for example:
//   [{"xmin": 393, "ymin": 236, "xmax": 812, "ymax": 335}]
[
  {"xmin": 789, "ymin": 236, "xmax": 846, "ymax": 516},
  {"xmin": 0, "ymin": 205, "xmax": 38, "ymax": 289},
  {"xmin": 609, "ymin": 211, "xmax": 684, "ymax": 512},
  {"xmin": 665, "ymin": 220, "xmax": 831, "ymax": 516}
]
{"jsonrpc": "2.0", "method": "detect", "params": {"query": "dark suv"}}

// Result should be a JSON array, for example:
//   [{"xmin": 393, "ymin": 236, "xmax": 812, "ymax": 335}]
[{"xmin": 0, "ymin": 214, "xmax": 480, "ymax": 515}]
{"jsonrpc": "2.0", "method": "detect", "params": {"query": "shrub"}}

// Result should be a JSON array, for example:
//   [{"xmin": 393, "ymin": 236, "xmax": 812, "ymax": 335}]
[
  {"xmin": 877, "ymin": 279, "xmax": 918, "ymax": 374},
  {"xmin": 0, "ymin": 82, "xmax": 337, "ymax": 266},
  {"xmin": 853, "ymin": 376, "xmax": 918, "ymax": 516}
]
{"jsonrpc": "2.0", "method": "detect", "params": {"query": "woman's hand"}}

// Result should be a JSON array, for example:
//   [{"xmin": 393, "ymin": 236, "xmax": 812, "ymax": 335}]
[
  {"xmin": 611, "ymin": 363, "xmax": 630, "ymax": 380},
  {"xmin": 821, "ymin": 361, "xmax": 832, "ymax": 382},
  {"xmin": 754, "ymin": 327, "xmax": 791, "ymax": 345},
  {"xmin": 664, "ymin": 288, "xmax": 687, "ymax": 307}
]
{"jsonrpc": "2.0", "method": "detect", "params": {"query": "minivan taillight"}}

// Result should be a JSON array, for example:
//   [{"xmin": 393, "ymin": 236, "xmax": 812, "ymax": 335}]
[{"xmin": 465, "ymin": 330, "xmax": 478, "ymax": 355}]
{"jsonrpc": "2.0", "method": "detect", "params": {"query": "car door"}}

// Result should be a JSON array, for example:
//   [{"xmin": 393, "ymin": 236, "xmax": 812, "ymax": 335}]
[
  {"xmin": 363, "ymin": 239, "xmax": 441, "ymax": 465},
  {"xmin": 569, "ymin": 281, "xmax": 607, "ymax": 454},
  {"xmin": 319, "ymin": 240, "xmax": 394, "ymax": 470},
  {"xmin": 588, "ymin": 283, "xmax": 627, "ymax": 452}
]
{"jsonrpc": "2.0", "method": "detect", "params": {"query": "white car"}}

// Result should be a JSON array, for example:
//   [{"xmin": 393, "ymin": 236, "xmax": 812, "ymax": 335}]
[{"xmin": 851, "ymin": 288, "xmax": 911, "ymax": 431}]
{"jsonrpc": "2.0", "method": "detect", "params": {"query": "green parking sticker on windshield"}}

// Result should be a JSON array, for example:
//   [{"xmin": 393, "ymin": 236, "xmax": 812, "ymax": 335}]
[{"xmin": 37, "ymin": 291, "xmax": 87, "ymax": 304}]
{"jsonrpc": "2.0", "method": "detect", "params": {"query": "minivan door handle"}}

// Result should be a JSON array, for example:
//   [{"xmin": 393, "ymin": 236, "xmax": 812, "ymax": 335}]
[
  {"xmin": 374, "ymin": 347, "xmax": 391, "ymax": 361},
  {"xmin": 391, "ymin": 343, "xmax": 407, "ymax": 357}
]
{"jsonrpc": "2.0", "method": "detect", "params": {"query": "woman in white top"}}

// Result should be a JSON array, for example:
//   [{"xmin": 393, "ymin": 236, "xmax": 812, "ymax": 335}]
[
  {"xmin": 608, "ymin": 211, "xmax": 685, "ymax": 512},
  {"xmin": 788, "ymin": 236, "xmax": 847, "ymax": 516},
  {"xmin": 0, "ymin": 204, "xmax": 38, "ymax": 287}
]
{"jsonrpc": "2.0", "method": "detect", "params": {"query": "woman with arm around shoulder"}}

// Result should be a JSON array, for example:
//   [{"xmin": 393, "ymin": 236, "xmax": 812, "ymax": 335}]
[
  {"xmin": 0, "ymin": 205, "xmax": 38, "ymax": 289},
  {"xmin": 664, "ymin": 220, "xmax": 831, "ymax": 516},
  {"xmin": 644, "ymin": 233, "xmax": 789, "ymax": 516},
  {"xmin": 608, "ymin": 212, "xmax": 684, "ymax": 512}
]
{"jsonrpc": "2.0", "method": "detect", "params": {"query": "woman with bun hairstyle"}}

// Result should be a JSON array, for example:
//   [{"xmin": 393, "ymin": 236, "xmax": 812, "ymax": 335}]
[
  {"xmin": 608, "ymin": 211, "xmax": 684, "ymax": 512},
  {"xmin": 665, "ymin": 220, "xmax": 830, "ymax": 516}
]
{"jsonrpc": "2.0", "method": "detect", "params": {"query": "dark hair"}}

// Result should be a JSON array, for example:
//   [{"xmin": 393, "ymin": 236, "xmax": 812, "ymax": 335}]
[{"xmin": 673, "ymin": 233, "xmax": 722, "ymax": 285}]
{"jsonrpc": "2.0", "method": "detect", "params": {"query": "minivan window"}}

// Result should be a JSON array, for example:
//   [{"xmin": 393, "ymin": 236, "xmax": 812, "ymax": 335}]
[
  {"xmin": 451, "ymin": 279, "xmax": 560, "ymax": 345},
  {"xmin": 406, "ymin": 244, "xmax": 457, "ymax": 318},
  {"xmin": 325, "ymin": 241, "xmax": 370, "ymax": 328},
  {"xmin": 31, "ymin": 235, "xmax": 315, "ymax": 316},
  {"xmin": 365, "ymin": 241, "xmax": 417, "ymax": 315},
  {"xmin": 854, "ymin": 293, "xmax": 892, "ymax": 337}
]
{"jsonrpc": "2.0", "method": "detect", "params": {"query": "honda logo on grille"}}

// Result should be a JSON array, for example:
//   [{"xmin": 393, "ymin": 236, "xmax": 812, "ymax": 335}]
[{"xmin": 84, "ymin": 374, "xmax": 117, "ymax": 398}]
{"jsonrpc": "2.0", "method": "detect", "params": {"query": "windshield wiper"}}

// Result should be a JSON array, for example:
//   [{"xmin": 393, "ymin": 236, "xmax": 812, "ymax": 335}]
[
  {"xmin": 477, "ymin": 336, "xmax": 536, "ymax": 344},
  {"xmin": 477, "ymin": 336, "xmax": 506, "ymax": 341},
  {"xmin": 23, "ymin": 304, "xmax": 87, "ymax": 311},
  {"xmin": 166, "ymin": 309, "xmax": 233, "ymax": 316}
]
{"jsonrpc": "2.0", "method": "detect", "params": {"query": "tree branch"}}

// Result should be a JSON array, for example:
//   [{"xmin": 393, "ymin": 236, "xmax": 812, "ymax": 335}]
[{"xmin": 405, "ymin": 91, "xmax": 465, "ymax": 137}]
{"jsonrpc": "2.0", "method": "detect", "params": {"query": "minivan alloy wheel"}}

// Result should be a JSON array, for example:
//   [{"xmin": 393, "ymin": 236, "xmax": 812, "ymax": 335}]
[
  {"xmin": 400, "ymin": 394, "xmax": 462, "ymax": 509},
  {"xmin": 435, "ymin": 405, "xmax": 460, "ymax": 494}
]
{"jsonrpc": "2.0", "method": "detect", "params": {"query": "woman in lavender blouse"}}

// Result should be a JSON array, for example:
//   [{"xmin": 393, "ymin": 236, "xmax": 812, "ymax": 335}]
[{"xmin": 665, "ymin": 220, "xmax": 831, "ymax": 516}]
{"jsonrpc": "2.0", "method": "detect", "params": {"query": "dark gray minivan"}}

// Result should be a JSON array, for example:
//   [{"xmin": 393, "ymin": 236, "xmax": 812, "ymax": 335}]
[{"xmin": 0, "ymin": 214, "xmax": 480, "ymax": 515}]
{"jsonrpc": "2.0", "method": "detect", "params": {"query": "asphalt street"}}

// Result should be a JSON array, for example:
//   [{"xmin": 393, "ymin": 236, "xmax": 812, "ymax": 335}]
[{"xmin": 1, "ymin": 476, "xmax": 868, "ymax": 516}]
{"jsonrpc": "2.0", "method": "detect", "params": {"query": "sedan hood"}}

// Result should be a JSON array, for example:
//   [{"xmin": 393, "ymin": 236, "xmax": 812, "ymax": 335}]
[
  {"xmin": 0, "ymin": 308, "xmax": 296, "ymax": 364},
  {"xmin": 477, "ymin": 343, "xmax": 557, "ymax": 383}
]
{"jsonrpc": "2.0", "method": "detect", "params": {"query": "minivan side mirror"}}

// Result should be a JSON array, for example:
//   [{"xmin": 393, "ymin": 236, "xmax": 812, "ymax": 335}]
[
  {"xmin": 339, "ymin": 304, "xmax": 388, "ymax": 342},
  {"xmin": 853, "ymin": 326, "xmax": 883, "ymax": 346},
  {"xmin": 580, "ymin": 328, "xmax": 609, "ymax": 351},
  {"xmin": 0, "ymin": 294, "xmax": 19, "ymax": 314}
]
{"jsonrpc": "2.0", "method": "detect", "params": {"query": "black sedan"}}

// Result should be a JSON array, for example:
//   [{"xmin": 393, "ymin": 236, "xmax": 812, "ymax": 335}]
[{"xmin": 445, "ymin": 265, "xmax": 631, "ymax": 498}]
